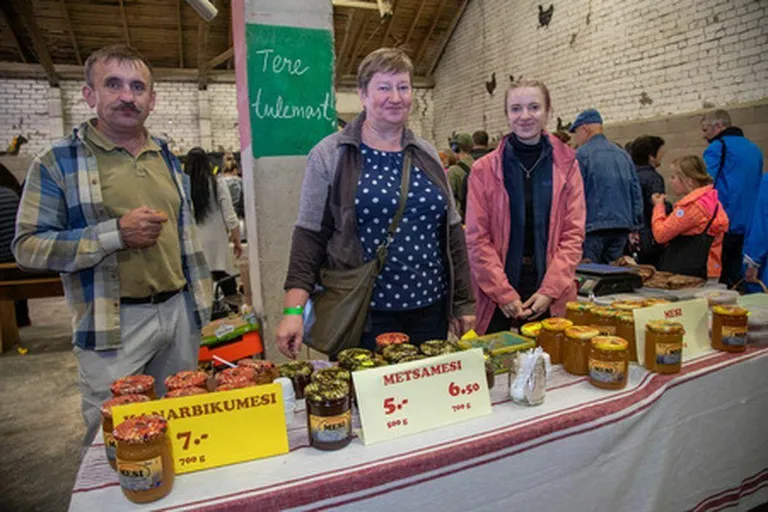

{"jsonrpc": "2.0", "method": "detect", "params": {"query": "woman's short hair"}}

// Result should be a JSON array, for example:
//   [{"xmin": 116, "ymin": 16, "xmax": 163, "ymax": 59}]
[
  {"xmin": 672, "ymin": 155, "xmax": 713, "ymax": 187},
  {"xmin": 504, "ymin": 80, "xmax": 552, "ymax": 114},
  {"xmin": 357, "ymin": 48, "xmax": 413, "ymax": 92},
  {"xmin": 630, "ymin": 135, "xmax": 665, "ymax": 165}
]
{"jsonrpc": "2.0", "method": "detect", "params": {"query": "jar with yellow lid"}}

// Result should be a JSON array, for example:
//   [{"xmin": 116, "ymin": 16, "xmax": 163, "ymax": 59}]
[
  {"xmin": 711, "ymin": 305, "xmax": 748, "ymax": 353},
  {"xmin": 113, "ymin": 415, "xmax": 174, "ymax": 504},
  {"xmin": 305, "ymin": 381, "xmax": 352, "ymax": 451},
  {"xmin": 611, "ymin": 300, "xmax": 645, "ymax": 312},
  {"xmin": 565, "ymin": 301, "xmax": 594, "ymax": 325},
  {"xmin": 588, "ymin": 336, "xmax": 630, "ymax": 390},
  {"xmin": 591, "ymin": 307, "xmax": 619, "ymax": 335},
  {"xmin": 643, "ymin": 298, "xmax": 670, "ymax": 307},
  {"xmin": 100, "ymin": 394, "xmax": 150, "ymax": 471},
  {"xmin": 615, "ymin": 312, "xmax": 638, "ymax": 362},
  {"xmin": 645, "ymin": 320, "xmax": 684, "ymax": 373},
  {"xmin": 520, "ymin": 321, "xmax": 542, "ymax": 339},
  {"xmin": 538, "ymin": 318, "xmax": 573, "ymax": 364},
  {"xmin": 563, "ymin": 326, "xmax": 600, "ymax": 375}
]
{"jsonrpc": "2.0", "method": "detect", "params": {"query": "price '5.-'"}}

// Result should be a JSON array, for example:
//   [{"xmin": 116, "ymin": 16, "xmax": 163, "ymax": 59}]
[{"xmin": 383, "ymin": 397, "xmax": 409, "ymax": 415}]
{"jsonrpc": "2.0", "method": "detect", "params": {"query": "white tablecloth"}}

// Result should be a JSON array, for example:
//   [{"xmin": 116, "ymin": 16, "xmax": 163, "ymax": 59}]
[{"xmin": 69, "ymin": 347, "xmax": 768, "ymax": 511}]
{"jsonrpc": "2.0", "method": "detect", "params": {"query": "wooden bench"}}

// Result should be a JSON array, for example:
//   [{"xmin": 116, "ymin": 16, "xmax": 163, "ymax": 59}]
[{"xmin": 0, "ymin": 262, "xmax": 64, "ymax": 353}]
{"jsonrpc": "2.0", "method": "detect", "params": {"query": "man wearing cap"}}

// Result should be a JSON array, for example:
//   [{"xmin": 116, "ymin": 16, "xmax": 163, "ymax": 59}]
[
  {"xmin": 447, "ymin": 132, "xmax": 474, "ymax": 221},
  {"xmin": 570, "ymin": 109, "xmax": 643, "ymax": 264}
]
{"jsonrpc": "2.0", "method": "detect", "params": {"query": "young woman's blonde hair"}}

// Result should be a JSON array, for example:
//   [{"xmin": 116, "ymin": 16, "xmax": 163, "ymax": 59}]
[
  {"xmin": 672, "ymin": 155, "xmax": 714, "ymax": 187},
  {"xmin": 504, "ymin": 80, "xmax": 553, "ymax": 114}
]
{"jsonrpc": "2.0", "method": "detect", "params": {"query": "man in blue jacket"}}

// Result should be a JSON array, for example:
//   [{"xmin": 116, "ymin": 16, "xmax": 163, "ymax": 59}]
[
  {"xmin": 701, "ymin": 109, "xmax": 764, "ymax": 288},
  {"xmin": 571, "ymin": 109, "xmax": 643, "ymax": 264},
  {"xmin": 743, "ymin": 172, "xmax": 768, "ymax": 293}
]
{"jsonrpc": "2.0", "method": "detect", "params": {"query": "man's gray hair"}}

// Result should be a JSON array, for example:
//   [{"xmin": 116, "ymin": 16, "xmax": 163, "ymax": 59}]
[{"xmin": 702, "ymin": 109, "xmax": 732, "ymax": 127}]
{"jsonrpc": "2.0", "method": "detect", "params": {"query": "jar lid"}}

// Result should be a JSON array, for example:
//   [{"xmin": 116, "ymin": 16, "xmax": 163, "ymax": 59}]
[
  {"xmin": 617, "ymin": 311, "xmax": 634, "ymax": 323},
  {"xmin": 565, "ymin": 325, "xmax": 601, "ymax": 340},
  {"xmin": 541, "ymin": 318, "xmax": 574, "ymax": 332},
  {"xmin": 113, "ymin": 414, "xmax": 167, "ymax": 444},
  {"xmin": 382, "ymin": 343, "xmax": 419, "ymax": 362},
  {"xmin": 647, "ymin": 319, "xmax": 684, "ymax": 333},
  {"xmin": 111, "ymin": 375, "xmax": 155, "ymax": 396},
  {"xmin": 237, "ymin": 359, "xmax": 276, "ymax": 372},
  {"xmin": 611, "ymin": 300, "xmax": 645, "ymax": 311},
  {"xmin": 643, "ymin": 298, "xmax": 670, "ymax": 307},
  {"xmin": 305, "ymin": 381, "xmax": 349, "ymax": 403},
  {"xmin": 100, "ymin": 394, "xmax": 150, "ymax": 418},
  {"xmin": 712, "ymin": 305, "xmax": 748, "ymax": 317},
  {"xmin": 338, "ymin": 348, "xmax": 373, "ymax": 367},
  {"xmin": 375, "ymin": 332, "xmax": 410, "ymax": 346},
  {"xmin": 420, "ymin": 340, "xmax": 459, "ymax": 357},
  {"xmin": 164, "ymin": 371, "xmax": 208, "ymax": 390},
  {"xmin": 312, "ymin": 367, "xmax": 351, "ymax": 384},
  {"xmin": 592, "ymin": 336, "xmax": 629, "ymax": 351},
  {"xmin": 215, "ymin": 366, "xmax": 256, "ymax": 385},
  {"xmin": 164, "ymin": 387, "xmax": 208, "ymax": 399},
  {"xmin": 592, "ymin": 307, "xmax": 619, "ymax": 319},
  {"xmin": 278, "ymin": 360, "xmax": 314, "ymax": 378},
  {"xmin": 566, "ymin": 301, "xmax": 593, "ymax": 311},
  {"xmin": 399, "ymin": 354, "xmax": 427, "ymax": 363},
  {"xmin": 216, "ymin": 375, "xmax": 254, "ymax": 391},
  {"xmin": 520, "ymin": 322, "xmax": 542, "ymax": 338}
]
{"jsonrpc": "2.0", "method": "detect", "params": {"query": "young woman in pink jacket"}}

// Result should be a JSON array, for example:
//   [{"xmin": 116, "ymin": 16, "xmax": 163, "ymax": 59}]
[{"xmin": 465, "ymin": 81, "xmax": 586, "ymax": 335}]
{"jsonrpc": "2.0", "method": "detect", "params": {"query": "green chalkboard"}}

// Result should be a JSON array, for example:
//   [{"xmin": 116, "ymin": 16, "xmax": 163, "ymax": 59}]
[{"xmin": 246, "ymin": 24, "xmax": 337, "ymax": 158}]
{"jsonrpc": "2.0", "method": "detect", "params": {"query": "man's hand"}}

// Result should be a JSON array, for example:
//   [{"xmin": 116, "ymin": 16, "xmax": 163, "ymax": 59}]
[
  {"xmin": 119, "ymin": 207, "xmax": 168, "ymax": 249},
  {"xmin": 521, "ymin": 293, "xmax": 554, "ymax": 320},
  {"xmin": 651, "ymin": 193, "xmax": 666, "ymax": 206},
  {"xmin": 276, "ymin": 315, "xmax": 304, "ymax": 359},
  {"xmin": 500, "ymin": 300, "xmax": 525, "ymax": 319}
]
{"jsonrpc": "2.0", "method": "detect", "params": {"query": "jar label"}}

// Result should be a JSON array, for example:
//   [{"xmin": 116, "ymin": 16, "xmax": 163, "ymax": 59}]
[
  {"xmin": 721, "ymin": 326, "xmax": 747, "ymax": 346},
  {"xmin": 117, "ymin": 456, "xmax": 164, "ymax": 491},
  {"xmin": 309, "ymin": 411, "xmax": 351, "ymax": 443},
  {"xmin": 104, "ymin": 432, "xmax": 117, "ymax": 462},
  {"xmin": 655, "ymin": 342, "xmax": 682, "ymax": 365},
  {"xmin": 588, "ymin": 358, "xmax": 626, "ymax": 384},
  {"xmin": 598, "ymin": 326, "xmax": 617, "ymax": 335}
]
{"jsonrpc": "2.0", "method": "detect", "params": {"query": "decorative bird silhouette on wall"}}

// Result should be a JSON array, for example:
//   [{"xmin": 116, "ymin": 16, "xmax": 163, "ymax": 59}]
[
  {"xmin": 556, "ymin": 117, "xmax": 572, "ymax": 132},
  {"xmin": 538, "ymin": 4, "xmax": 554, "ymax": 27},
  {"xmin": 486, "ymin": 72, "xmax": 497, "ymax": 95}
]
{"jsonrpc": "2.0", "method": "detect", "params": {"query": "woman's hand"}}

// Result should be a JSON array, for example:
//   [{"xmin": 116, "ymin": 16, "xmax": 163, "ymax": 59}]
[
  {"xmin": 229, "ymin": 228, "xmax": 243, "ymax": 259},
  {"xmin": 276, "ymin": 315, "xmax": 304, "ymax": 359},
  {"xmin": 449, "ymin": 315, "xmax": 476, "ymax": 338},
  {"xmin": 521, "ymin": 293, "xmax": 554, "ymax": 320},
  {"xmin": 651, "ymin": 193, "xmax": 666, "ymax": 206},
  {"xmin": 500, "ymin": 300, "xmax": 525, "ymax": 319}
]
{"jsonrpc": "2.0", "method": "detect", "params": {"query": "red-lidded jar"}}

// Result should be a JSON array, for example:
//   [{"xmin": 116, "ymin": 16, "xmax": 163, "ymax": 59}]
[
  {"xmin": 238, "ymin": 359, "xmax": 279, "ymax": 384},
  {"xmin": 215, "ymin": 366, "xmax": 256, "ymax": 388},
  {"xmin": 101, "ymin": 394, "xmax": 150, "ymax": 471},
  {"xmin": 113, "ymin": 414, "xmax": 174, "ymax": 504},
  {"xmin": 216, "ymin": 374, "xmax": 255, "ymax": 391},
  {"xmin": 111, "ymin": 375, "xmax": 156, "ymax": 399},
  {"xmin": 305, "ymin": 381, "xmax": 352, "ymax": 451},
  {"xmin": 375, "ymin": 332, "xmax": 410, "ymax": 353},
  {"xmin": 164, "ymin": 387, "xmax": 208, "ymax": 398},
  {"xmin": 164, "ymin": 371, "xmax": 209, "ymax": 392},
  {"xmin": 711, "ymin": 305, "xmax": 748, "ymax": 353}
]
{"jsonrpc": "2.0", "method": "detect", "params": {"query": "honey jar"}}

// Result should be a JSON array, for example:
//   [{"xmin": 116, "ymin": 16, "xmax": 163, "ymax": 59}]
[
  {"xmin": 591, "ymin": 307, "xmax": 619, "ymax": 335},
  {"xmin": 565, "ymin": 301, "xmax": 594, "ymax": 325},
  {"xmin": 588, "ymin": 336, "xmax": 630, "ymax": 390},
  {"xmin": 113, "ymin": 415, "xmax": 174, "ymax": 503},
  {"xmin": 711, "ymin": 305, "xmax": 749, "ymax": 353},
  {"xmin": 164, "ymin": 387, "xmax": 208, "ymax": 398},
  {"xmin": 611, "ymin": 300, "xmax": 646, "ymax": 311},
  {"xmin": 375, "ymin": 332, "xmax": 410, "ymax": 352},
  {"xmin": 520, "ymin": 321, "xmax": 542, "ymax": 339},
  {"xmin": 645, "ymin": 320, "xmax": 684, "ymax": 373},
  {"xmin": 563, "ymin": 326, "xmax": 601, "ymax": 375},
  {"xmin": 305, "ymin": 381, "xmax": 352, "ymax": 451},
  {"xmin": 238, "ymin": 359, "xmax": 280, "ymax": 385},
  {"xmin": 100, "ymin": 394, "xmax": 150, "ymax": 471},
  {"xmin": 278, "ymin": 361, "xmax": 314, "ymax": 399},
  {"xmin": 111, "ymin": 375, "xmax": 156, "ymax": 399},
  {"xmin": 616, "ymin": 312, "xmax": 638, "ymax": 362},
  {"xmin": 164, "ymin": 371, "xmax": 209, "ymax": 392},
  {"xmin": 538, "ymin": 318, "xmax": 573, "ymax": 364},
  {"xmin": 642, "ymin": 298, "xmax": 670, "ymax": 307}
]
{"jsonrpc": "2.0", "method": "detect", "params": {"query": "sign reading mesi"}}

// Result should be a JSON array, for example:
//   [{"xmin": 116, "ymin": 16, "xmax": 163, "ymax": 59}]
[{"xmin": 246, "ymin": 24, "xmax": 336, "ymax": 157}]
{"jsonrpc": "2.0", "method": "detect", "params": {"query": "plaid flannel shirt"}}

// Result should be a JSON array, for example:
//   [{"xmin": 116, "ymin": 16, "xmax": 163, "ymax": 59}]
[{"xmin": 12, "ymin": 122, "xmax": 212, "ymax": 351}]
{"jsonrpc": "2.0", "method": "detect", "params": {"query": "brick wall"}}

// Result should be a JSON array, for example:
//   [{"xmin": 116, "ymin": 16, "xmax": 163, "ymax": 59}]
[
  {"xmin": 432, "ymin": 0, "xmax": 768, "ymax": 146},
  {"xmin": 0, "ymin": 79, "xmax": 51, "ymax": 158}
]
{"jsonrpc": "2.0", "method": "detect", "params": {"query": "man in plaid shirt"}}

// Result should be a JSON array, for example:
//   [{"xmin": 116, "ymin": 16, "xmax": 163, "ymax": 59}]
[{"xmin": 13, "ymin": 45, "xmax": 212, "ymax": 446}]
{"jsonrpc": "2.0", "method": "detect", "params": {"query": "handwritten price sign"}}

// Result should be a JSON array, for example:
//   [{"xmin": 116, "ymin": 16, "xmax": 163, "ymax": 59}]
[
  {"xmin": 633, "ymin": 298, "xmax": 709, "ymax": 366},
  {"xmin": 353, "ymin": 348, "xmax": 492, "ymax": 445},
  {"xmin": 112, "ymin": 384, "xmax": 289, "ymax": 474}
]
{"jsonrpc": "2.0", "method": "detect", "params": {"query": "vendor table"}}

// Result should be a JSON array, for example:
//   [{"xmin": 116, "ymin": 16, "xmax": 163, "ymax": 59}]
[{"xmin": 69, "ymin": 347, "xmax": 768, "ymax": 511}]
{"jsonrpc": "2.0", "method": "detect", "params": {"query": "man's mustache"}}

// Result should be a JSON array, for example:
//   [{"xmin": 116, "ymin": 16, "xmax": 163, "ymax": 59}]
[{"xmin": 114, "ymin": 102, "xmax": 141, "ymax": 113}]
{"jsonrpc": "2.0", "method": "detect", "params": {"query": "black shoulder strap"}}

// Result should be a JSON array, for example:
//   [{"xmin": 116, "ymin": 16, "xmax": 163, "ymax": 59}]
[
  {"xmin": 713, "ymin": 139, "xmax": 727, "ymax": 187},
  {"xmin": 457, "ymin": 161, "xmax": 471, "ymax": 174},
  {"xmin": 702, "ymin": 204, "xmax": 719, "ymax": 234}
]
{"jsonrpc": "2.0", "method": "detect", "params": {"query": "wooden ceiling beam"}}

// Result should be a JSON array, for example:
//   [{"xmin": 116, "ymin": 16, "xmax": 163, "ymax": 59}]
[
  {"xmin": 0, "ymin": 5, "xmax": 28, "ymax": 63},
  {"xmin": 403, "ymin": 0, "xmax": 428, "ymax": 48},
  {"xmin": 118, "ymin": 0, "xmax": 131, "ymax": 46},
  {"xmin": 59, "ymin": 0, "xmax": 82, "ymax": 65},
  {"xmin": 14, "ymin": 0, "xmax": 59, "ymax": 86},
  {"xmin": 343, "ymin": 13, "xmax": 368, "ymax": 75},
  {"xmin": 414, "ymin": 0, "xmax": 447, "ymax": 64},
  {"xmin": 207, "ymin": 47, "xmax": 233, "ymax": 70},
  {"xmin": 428, "ymin": 0, "xmax": 469, "ymax": 76},
  {"xmin": 332, "ymin": 0, "xmax": 380, "ymax": 10},
  {"xmin": 177, "ymin": 0, "xmax": 184, "ymax": 68},
  {"xmin": 336, "ymin": 11, "xmax": 356, "ymax": 78},
  {"xmin": 226, "ymin": 0, "xmax": 233, "ymax": 69},
  {"xmin": 378, "ymin": 0, "xmax": 399, "ymax": 47},
  {"xmin": 196, "ymin": 11, "xmax": 213, "ymax": 90}
]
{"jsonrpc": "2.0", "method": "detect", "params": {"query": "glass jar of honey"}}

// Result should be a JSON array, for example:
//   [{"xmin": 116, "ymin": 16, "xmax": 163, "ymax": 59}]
[
  {"xmin": 520, "ymin": 321, "xmax": 542, "ymax": 339},
  {"xmin": 563, "ymin": 326, "xmax": 600, "ymax": 375},
  {"xmin": 611, "ymin": 300, "xmax": 646, "ymax": 312},
  {"xmin": 164, "ymin": 371, "xmax": 209, "ymax": 392},
  {"xmin": 305, "ymin": 381, "xmax": 352, "ymax": 451},
  {"xmin": 375, "ymin": 332, "xmax": 410, "ymax": 353},
  {"xmin": 616, "ymin": 312, "xmax": 638, "ymax": 362},
  {"xmin": 643, "ymin": 298, "xmax": 670, "ymax": 307},
  {"xmin": 645, "ymin": 320, "xmax": 684, "ymax": 373},
  {"xmin": 111, "ymin": 375, "xmax": 156, "ymax": 399},
  {"xmin": 565, "ymin": 301, "xmax": 594, "ymax": 325},
  {"xmin": 711, "ymin": 305, "xmax": 749, "ymax": 353},
  {"xmin": 538, "ymin": 318, "xmax": 573, "ymax": 364},
  {"xmin": 113, "ymin": 414, "xmax": 174, "ymax": 504},
  {"xmin": 238, "ymin": 359, "xmax": 280, "ymax": 385},
  {"xmin": 591, "ymin": 307, "xmax": 619, "ymax": 335},
  {"xmin": 278, "ymin": 361, "xmax": 315, "ymax": 399},
  {"xmin": 588, "ymin": 336, "xmax": 630, "ymax": 390},
  {"xmin": 100, "ymin": 394, "xmax": 150, "ymax": 471}
]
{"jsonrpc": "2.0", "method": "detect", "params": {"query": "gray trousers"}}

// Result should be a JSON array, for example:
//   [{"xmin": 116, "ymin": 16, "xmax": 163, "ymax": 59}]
[{"xmin": 74, "ymin": 291, "xmax": 200, "ymax": 447}]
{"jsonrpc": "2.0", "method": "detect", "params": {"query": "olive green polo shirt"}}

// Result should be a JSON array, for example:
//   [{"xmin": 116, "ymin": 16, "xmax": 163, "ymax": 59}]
[{"xmin": 84, "ymin": 120, "xmax": 186, "ymax": 298}]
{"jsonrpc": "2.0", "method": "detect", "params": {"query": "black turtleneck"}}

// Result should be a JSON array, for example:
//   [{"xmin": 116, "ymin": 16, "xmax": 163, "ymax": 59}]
[{"xmin": 509, "ymin": 134, "xmax": 544, "ymax": 259}]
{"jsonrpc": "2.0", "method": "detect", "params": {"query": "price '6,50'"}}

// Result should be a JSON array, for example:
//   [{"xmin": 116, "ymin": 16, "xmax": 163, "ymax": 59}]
[{"xmin": 448, "ymin": 381, "xmax": 480, "ymax": 397}]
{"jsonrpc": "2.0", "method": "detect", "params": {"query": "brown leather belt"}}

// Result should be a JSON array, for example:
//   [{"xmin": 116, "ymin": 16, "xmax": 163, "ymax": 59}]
[{"xmin": 120, "ymin": 286, "xmax": 184, "ymax": 305}]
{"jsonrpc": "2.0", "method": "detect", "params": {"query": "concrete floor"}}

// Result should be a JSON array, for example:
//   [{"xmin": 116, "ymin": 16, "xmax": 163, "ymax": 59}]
[{"xmin": 0, "ymin": 297, "xmax": 83, "ymax": 511}]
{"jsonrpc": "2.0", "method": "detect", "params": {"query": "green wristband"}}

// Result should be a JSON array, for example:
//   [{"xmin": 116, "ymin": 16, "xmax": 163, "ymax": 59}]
[{"xmin": 283, "ymin": 306, "xmax": 303, "ymax": 316}]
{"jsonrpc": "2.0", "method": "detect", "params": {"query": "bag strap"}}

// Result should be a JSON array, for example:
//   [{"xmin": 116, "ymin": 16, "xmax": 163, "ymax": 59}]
[
  {"xmin": 457, "ymin": 160, "xmax": 471, "ymax": 174},
  {"xmin": 702, "ymin": 204, "xmax": 719, "ymax": 234},
  {"xmin": 375, "ymin": 151, "xmax": 412, "ymax": 267}
]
